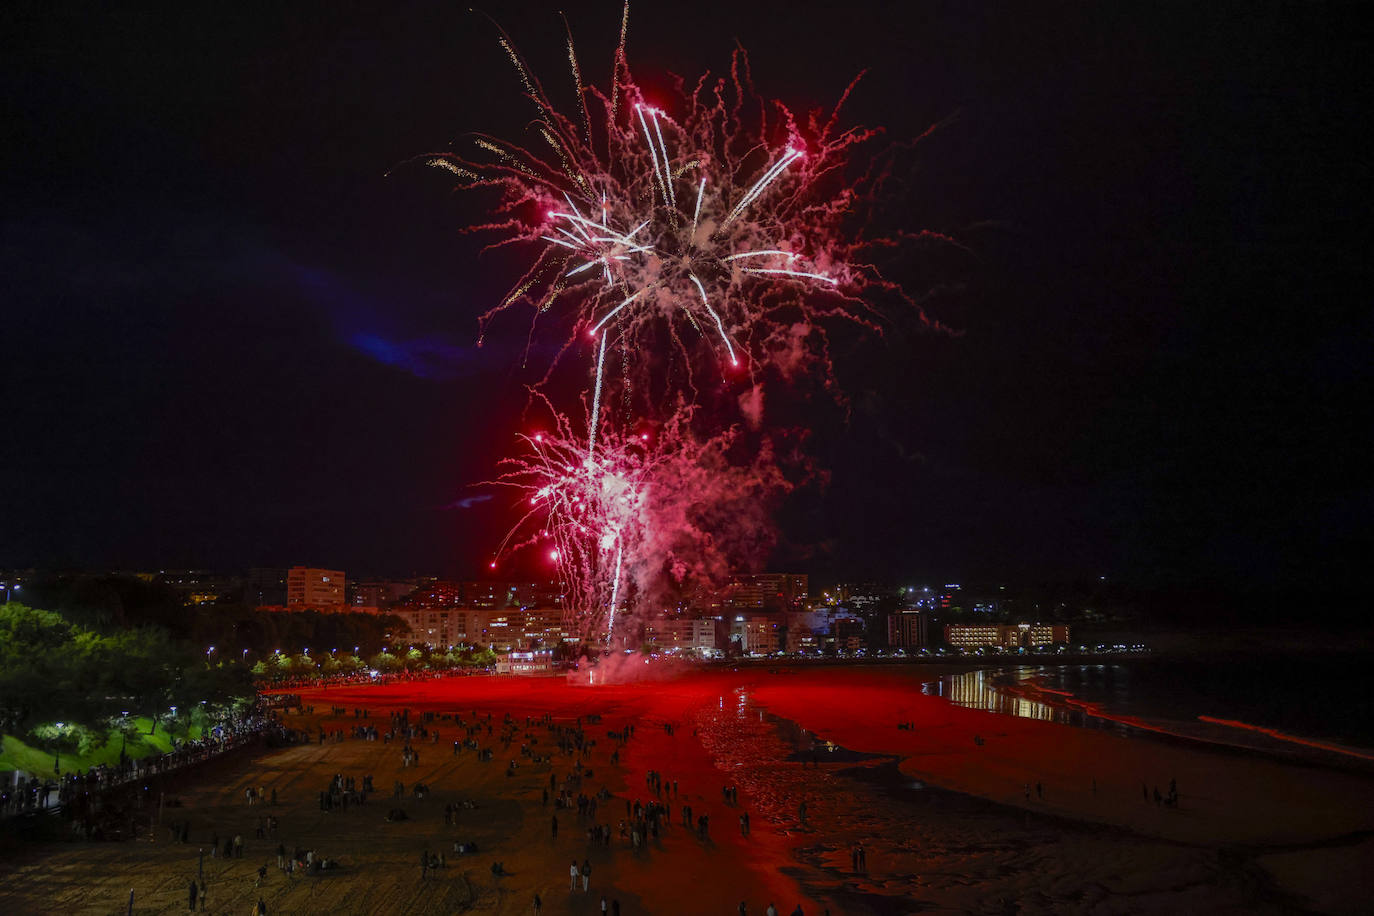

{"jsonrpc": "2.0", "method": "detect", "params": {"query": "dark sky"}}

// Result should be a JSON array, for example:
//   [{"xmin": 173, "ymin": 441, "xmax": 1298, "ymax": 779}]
[{"xmin": 3, "ymin": 1, "xmax": 1369, "ymax": 591}]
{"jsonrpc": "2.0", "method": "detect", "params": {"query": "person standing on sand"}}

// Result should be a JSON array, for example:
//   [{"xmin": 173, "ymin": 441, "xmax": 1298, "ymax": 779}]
[
  {"xmin": 739, "ymin": 902, "xmax": 748, "ymax": 915},
  {"xmin": 188, "ymin": 878, "xmax": 197, "ymax": 911},
  {"xmin": 569, "ymin": 859, "xmax": 579, "ymax": 890},
  {"xmin": 581, "ymin": 858, "xmax": 591, "ymax": 891},
  {"xmin": 533, "ymin": 892, "xmax": 542, "ymax": 914},
  {"xmin": 198, "ymin": 880, "xmax": 206, "ymax": 911},
  {"xmin": 766, "ymin": 904, "xmax": 778, "ymax": 916}
]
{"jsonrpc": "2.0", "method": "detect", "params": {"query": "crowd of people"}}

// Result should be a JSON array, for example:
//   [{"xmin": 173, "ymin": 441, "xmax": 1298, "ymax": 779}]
[
  {"xmin": 8, "ymin": 688, "xmax": 850, "ymax": 913},
  {"xmin": 0, "ymin": 709, "xmax": 276, "ymax": 833}
]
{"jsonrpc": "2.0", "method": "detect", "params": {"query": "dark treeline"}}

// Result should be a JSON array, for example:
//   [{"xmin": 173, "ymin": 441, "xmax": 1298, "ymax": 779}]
[
  {"xmin": 18, "ymin": 574, "xmax": 404, "ymax": 658},
  {"xmin": 0, "ymin": 601, "xmax": 250, "ymax": 750},
  {"xmin": 0, "ymin": 574, "xmax": 407, "ymax": 754}
]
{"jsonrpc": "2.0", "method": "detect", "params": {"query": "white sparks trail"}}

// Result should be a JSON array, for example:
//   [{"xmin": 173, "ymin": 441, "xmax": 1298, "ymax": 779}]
[
  {"xmin": 648, "ymin": 108, "xmax": 676, "ymax": 210},
  {"xmin": 607, "ymin": 542, "xmax": 623, "ymax": 643},
  {"xmin": 589, "ymin": 331, "xmax": 608, "ymax": 455},
  {"xmin": 692, "ymin": 176, "xmax": 706, "ymax": 240},
  {"xmin": 689, "ymin": 272, "xmax": 737, "ymax": 365},
  {"xmin": 636, "ymin": 105, "xmax": 669, "ymax": 207},
  {"xmin": 723, "ymin": 148, "xmax": 803, "ymax": 227},
  {"xmin": 739, "ymin": 267, "xmax": 839, "ymax": 285},
  {"xmin": 724, "ymin": 250, "xmax": 797, "ymax": 261},
  {"xmin": 592, "ymin": 289, "xmax": 644, "ymax": 334}
]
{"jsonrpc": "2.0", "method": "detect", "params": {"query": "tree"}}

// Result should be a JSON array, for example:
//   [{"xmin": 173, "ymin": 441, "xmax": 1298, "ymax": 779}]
[{"xmin": 371, "ymin": 650, "xmax": 402, "ymax": 673}]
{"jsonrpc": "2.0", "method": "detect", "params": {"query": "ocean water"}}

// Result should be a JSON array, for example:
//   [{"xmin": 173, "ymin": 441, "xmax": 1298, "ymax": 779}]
[{"xmin": 930, "ymin": 653, "xmax": 1374, "ymax": 762}]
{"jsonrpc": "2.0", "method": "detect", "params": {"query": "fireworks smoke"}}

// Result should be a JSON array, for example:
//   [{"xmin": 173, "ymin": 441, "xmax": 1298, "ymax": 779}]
[{"xmin": 489, "ymin": 398, "xmax": 795, "ymax": 648}]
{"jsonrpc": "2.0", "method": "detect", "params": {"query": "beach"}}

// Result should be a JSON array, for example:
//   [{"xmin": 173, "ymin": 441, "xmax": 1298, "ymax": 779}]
[{"xmin": 2, "ymin": 663, "xmax": 1372, "ymax": 914}]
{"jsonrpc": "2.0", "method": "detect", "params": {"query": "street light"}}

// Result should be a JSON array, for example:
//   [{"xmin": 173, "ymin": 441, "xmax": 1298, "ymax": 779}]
[
  {"xmin": 2, "ymin": 582, "xmax": 18, "ymax": 603},
  {"xmin": 53, "ymin": 722, "xmax": 64, "ymax": 774}
]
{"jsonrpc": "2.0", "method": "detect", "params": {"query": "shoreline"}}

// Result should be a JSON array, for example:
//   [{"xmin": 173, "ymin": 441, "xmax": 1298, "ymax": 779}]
[
  {"xmin": 736, "ymin": 657, "xmax": 1374, "ymax": 776},
  {"xmin": 985, "ymin": 667, "xmax": 1374, "ymax": 770}
]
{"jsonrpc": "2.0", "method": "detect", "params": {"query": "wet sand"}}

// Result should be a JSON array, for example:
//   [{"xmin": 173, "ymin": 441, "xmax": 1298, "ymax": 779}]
[{"xmin": 1, "ymin": 664, "xmax": 1371, "ymax": 914}]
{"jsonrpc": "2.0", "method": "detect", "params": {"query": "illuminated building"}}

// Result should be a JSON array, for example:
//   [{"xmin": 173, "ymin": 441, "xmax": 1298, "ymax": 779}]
[
  {"xmin": 730, "ymin": 616, "xmax": 783, "ymax": 655},
  {"xmin": 496, "ymin": 650, "xmax": 554, "ymax": 675},
  {"xmin": 783, "ymin": 609, "xmax": 829, "ymax": 652},
  {"xmin": 402, "ymin": 580, "xmax": 466, "ymax": 609},
  {"xmin": 351, "ymin": 580, "xmax": 417, "ymax": 608},
  {"xmin": 645, "ymin": 617, "xmax": 716, "ymax": 652},
  {"xmin": 832, "ymin": 616, "xmax": 867, "ymax": 651},
  {"xmin": 943, "ymin": 623, "xmax": 1070, "ymax": 649},
  {"xmin": 286, "ymin": 567, "xmax": 345, "ymax": 607},
  {"xmin": 521, "ymin": 606, "xmax": 572, "ymax": 646},
  {"xmin": 887, "ymin": 610, "xmax": 930, "ymax": 648},
  {"xmin": 724, "ymin": 573, "xmax": 809, "ymax": 613},
  {"xmin": 835, "ymin": 582, "xmax": 892, "ymax": 610},
  {"xmin": 388, "ymin": 605, "xmax": 571, "ymax": 650},
  {"xmin": 389, "ymin": 607, "xmax": 474, "ymax": 647},
  {"xmin": 460, "ymin": 580, "xmax": 566, "ymax": 609}
]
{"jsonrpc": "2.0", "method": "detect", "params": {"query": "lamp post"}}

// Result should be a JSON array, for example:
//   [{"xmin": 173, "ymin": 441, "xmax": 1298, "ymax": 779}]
[
  {"xmin": 119, "ymin": 711, "xmax": 129, "ymax": 766},
  {"xmin": 53, "ymin": 722, "xmax": 64, "ymax": 775},
  {"xmin": 2, "ymin": 582, "xmax": 18, "ymax": 603}
]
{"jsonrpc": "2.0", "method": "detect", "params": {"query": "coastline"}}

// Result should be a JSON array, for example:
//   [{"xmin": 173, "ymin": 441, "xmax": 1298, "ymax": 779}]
[{"xmin": 981, "ymin": 666, "xmax": 1374, "ymax": 769}]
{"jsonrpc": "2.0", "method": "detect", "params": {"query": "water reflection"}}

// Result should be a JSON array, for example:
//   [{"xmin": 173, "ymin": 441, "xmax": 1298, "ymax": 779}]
[
  {"xmin": 931, "ymin": 669, "xmax": 1060, "ymax": 722},
  {"xmin": 926, "ymin": 667, "xmax": 1151, "ymax": 739}
]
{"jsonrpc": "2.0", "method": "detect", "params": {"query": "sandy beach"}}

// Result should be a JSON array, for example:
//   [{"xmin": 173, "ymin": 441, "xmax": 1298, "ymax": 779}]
[{"xmin": 2, "ymin": 663, "xmax": 1372, "ymax": 914}]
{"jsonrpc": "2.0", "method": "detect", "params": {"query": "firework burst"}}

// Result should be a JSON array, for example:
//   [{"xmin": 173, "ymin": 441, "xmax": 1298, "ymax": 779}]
[
  {"xmin": 488, "ymin": 403, "xmax": 658, "ymax": 645},
  {"xmin": 488, "ymin": 400, "xmax": 797, "ymax": 648},
  {"xmin": 426, "ymin": 3, "xmax": 952, "ymax": 428}
]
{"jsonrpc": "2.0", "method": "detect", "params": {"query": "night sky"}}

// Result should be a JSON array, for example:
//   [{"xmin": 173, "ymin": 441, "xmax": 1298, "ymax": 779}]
[{"xmin": 4, "ymin": 1, "xmax": 1368, "ymax": 596}]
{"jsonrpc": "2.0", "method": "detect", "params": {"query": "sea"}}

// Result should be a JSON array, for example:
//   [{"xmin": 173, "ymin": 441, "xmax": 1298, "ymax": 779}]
[{"xmin": 928, "ymin": 652, "xmax": 1374, "ymax": 765}]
